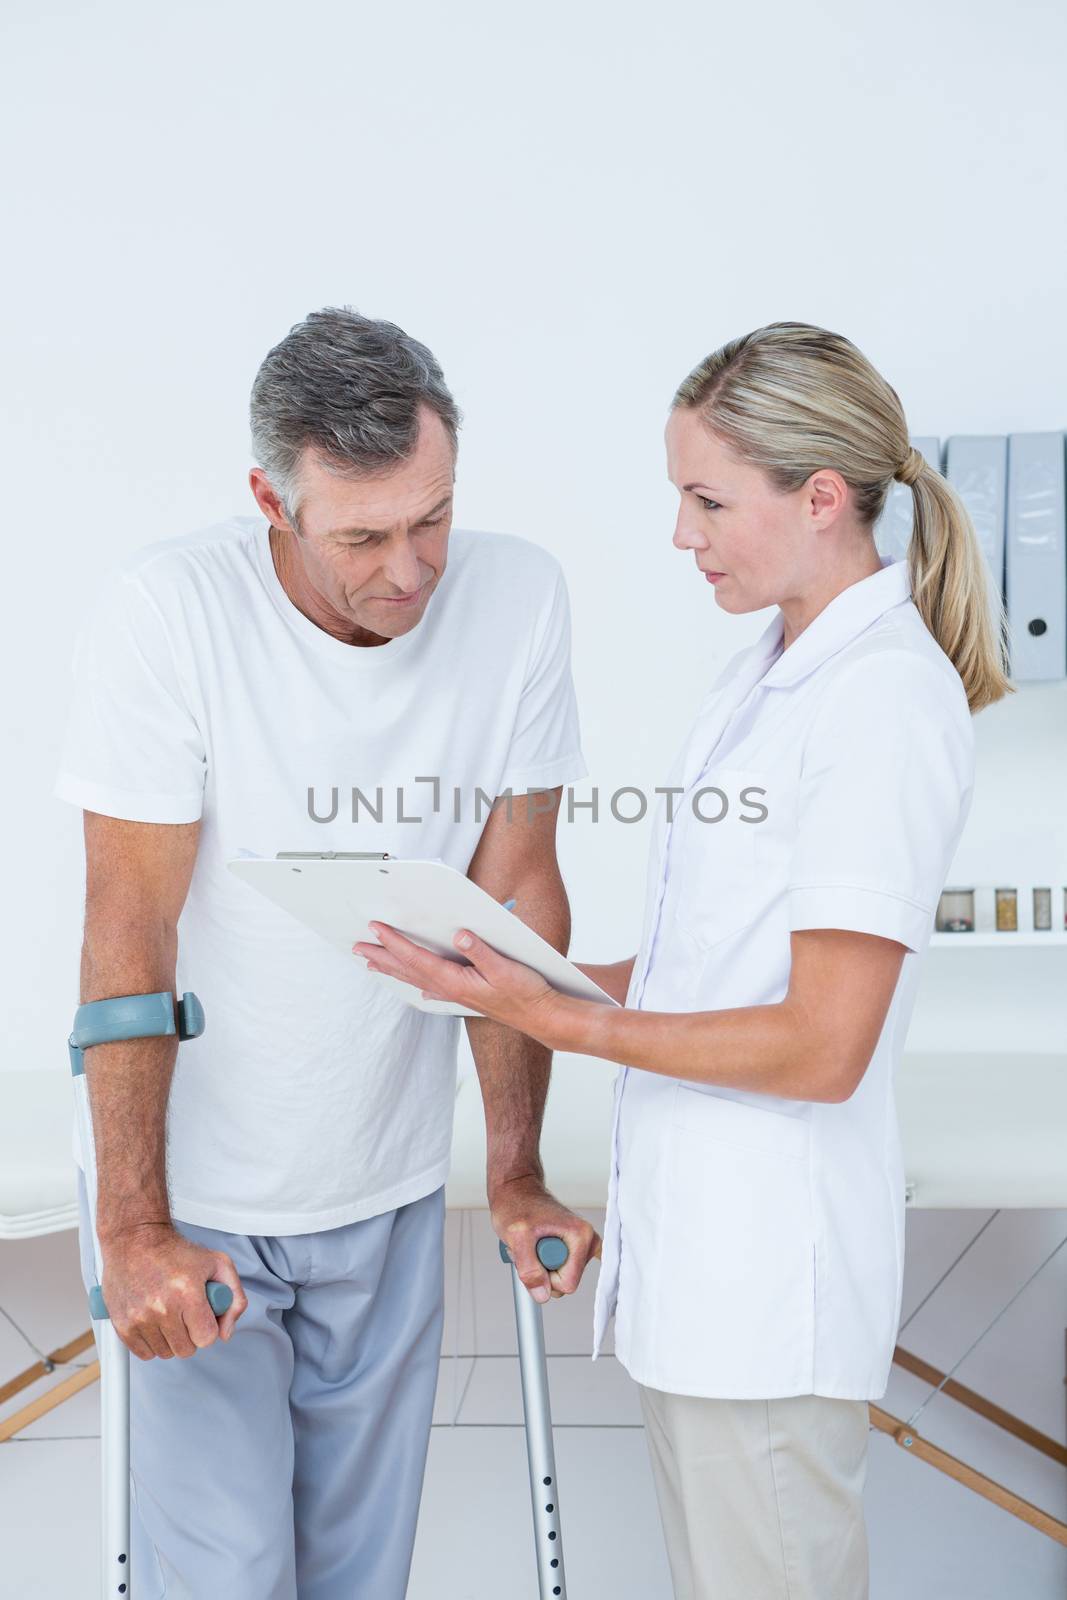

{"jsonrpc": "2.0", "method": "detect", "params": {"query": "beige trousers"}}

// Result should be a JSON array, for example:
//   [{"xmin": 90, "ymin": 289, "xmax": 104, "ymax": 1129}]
[{"xmin": 638, "ymin": 1385, "xmax": 870, "ymax": 1600}]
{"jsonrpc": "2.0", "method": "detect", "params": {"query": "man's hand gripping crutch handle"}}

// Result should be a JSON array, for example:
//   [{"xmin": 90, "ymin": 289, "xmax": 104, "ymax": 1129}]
[
  {"xmin": 71, "ymin": 990, "xmax": 242, "ymax": 1356},
  {"xmin": 89, "ymin": 1281, "xmax": 234, "ymax": 1321},
  {"xmin": 498, "ymin": 1236, "xmax": 570, "ymax": 1272}
]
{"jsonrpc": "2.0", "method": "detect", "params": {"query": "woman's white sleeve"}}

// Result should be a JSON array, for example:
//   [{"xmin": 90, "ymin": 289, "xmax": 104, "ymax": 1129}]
[{"xmin": 786, "ymin": 652, "xmax": 974, "ymax": 953}]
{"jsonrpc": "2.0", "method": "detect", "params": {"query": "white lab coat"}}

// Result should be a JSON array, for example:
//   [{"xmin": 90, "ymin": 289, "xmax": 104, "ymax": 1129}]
[{"xmin": 591, "ymin": 558, "xmax": 975, "ymax": 1400}]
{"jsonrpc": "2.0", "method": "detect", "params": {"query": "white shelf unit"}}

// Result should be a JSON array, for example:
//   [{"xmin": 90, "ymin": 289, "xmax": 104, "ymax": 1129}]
[{"xmin": 929, "ymin": 931, "xmax": 1067, "ymax": 948}]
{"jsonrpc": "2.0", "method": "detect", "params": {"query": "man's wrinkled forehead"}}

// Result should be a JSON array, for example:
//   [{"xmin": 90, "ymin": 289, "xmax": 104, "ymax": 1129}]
[
  {"xmin": 320, "ymin": 492, "xmax": 455, "ymax": 542},
  {"xmin": 298, "ymin": 447, "xmax": 455, "ymax": 538}
]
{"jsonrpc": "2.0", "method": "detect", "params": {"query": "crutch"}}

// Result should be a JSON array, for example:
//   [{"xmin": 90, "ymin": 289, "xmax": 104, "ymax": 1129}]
[
  {"xmin": 499, "ymin": 1235, "xmax": 571, "ymax": 1600},
  {"xmin": 68, "ymin": 991, "xmax": 233, "ymax": 1599}
]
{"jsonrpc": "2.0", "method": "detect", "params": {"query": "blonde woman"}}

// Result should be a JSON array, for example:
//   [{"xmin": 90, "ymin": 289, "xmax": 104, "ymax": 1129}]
[{"xmin": 355, "ymin": 322, "xmax": 1010, "ymax": 1599}]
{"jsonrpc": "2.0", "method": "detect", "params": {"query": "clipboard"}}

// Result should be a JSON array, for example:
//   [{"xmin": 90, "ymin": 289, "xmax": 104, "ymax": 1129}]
[{"xmin": 226, "ymin": 853, "xmax": 621, "ymax": 1019}]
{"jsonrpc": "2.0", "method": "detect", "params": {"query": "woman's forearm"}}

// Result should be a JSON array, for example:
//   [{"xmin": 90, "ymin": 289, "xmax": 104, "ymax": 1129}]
[
  {"xmin": 572, "ymin": 955, "xmax": 636, "ymax": 1006},
  {"xmin": 554, "ymin": 993, "xmax": 843, "ymax": 1103}
]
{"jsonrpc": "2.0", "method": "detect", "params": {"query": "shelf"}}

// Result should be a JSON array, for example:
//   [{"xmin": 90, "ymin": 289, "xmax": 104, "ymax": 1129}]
[{"xmin": 929, "ymin": 932, "xmax": 1067, "ymax": 948}]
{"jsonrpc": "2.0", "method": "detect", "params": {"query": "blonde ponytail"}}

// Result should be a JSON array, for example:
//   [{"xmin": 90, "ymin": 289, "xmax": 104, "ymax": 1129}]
[
  {"xmin": 674, "ymin": 323, "xmax": 1013, "ymax": 713},
  {"xmin": 898, "ymin": 447, "xmax": 1012, "ymax": 712}
]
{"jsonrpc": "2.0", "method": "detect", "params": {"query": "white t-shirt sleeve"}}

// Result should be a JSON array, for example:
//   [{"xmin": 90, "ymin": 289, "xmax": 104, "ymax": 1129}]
[
  {"xmin": 497, "ymin": 565, "xmax": 588, "ymax": 794},
  {"xmin": 786, "ymin": 652, "xmax": 973, "ymax": 953},
  {"xmin": 53, "ymin": 569, "xmax": 207, "ymax": 823}
]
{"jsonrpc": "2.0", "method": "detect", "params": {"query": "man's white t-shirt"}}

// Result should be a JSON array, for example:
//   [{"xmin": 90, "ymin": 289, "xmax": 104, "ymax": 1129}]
[{"xmin": 55, "ymin": 515, "xmax": 587, "ymax": 1235}]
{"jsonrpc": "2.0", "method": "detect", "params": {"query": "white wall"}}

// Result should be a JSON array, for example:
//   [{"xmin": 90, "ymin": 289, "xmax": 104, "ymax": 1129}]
[
  {"xmin": 6, "ymin": 0, "xmax": 1065, "ymax": 1034},
  {"xmin": 3, "ymin": 0, "xmax": 1065, "ymax": 1590}
]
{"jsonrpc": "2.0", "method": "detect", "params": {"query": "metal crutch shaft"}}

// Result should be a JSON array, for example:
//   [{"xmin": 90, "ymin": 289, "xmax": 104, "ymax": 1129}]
[
  {"xmin": 500, "ymin": 1235, "xmax": 570, "ymax": 1600},
  {"xmin": 69, "ymin": 991, "xmax": 231, "ymax": 1599}
]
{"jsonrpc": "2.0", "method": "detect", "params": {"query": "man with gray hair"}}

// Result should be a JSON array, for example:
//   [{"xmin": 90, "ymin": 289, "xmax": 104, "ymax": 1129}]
[{"xmin": 54, "ymin": 306, "xmax": 598, "ymax": 1598}]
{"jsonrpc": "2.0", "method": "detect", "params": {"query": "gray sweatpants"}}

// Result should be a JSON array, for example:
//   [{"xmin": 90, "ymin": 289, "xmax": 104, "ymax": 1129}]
[{"xmin": 76, "ymin": 1168, "xmax": 445, "ymax": 1600}]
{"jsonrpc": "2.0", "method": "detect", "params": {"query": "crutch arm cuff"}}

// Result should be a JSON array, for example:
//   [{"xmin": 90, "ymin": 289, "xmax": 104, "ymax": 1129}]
[{"xmin": 68, "ymin": 990, "xmax": 205, "ymax": 1075}]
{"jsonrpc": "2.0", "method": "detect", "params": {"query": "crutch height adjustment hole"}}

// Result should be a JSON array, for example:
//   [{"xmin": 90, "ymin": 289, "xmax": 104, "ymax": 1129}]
[
  {"xmin": 548, "ymin": 1530, "xmax": 557, "ymax": 1540},
  {"xmin": 543, "ymin": 1476, "xmax": 552, "ymax": 1485},
  {"xmin": 118, "ymin": 1554, "xmax": 127, "ymax": 1563},
  {"xmin": 551, "ymin": 1558, "xmax": 559, "ymax": 1567}
]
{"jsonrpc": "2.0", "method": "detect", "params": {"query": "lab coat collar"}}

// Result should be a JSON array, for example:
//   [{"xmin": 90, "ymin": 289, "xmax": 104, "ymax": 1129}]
[
  {"xmin": 680, "ymin": 559, "xmax": 912, "ymax": 793},
  {"xmin": 752, "ymin": 556, "xmax": 912, "ymax": 691}
]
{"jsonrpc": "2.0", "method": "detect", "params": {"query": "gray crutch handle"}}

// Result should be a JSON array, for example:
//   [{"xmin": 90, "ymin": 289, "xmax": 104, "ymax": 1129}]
[
  {"xmin": 498, "ymin": 1235, "xmax": 570, "ymax": 1270},
  {"xmin": 89, "ymin": 1281, "xmax": 234, "ymax": 1321}
]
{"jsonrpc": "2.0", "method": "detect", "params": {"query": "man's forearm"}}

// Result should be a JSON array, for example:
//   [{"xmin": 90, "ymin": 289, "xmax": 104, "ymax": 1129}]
[
  {"xmin": 81, "ymin": 918, "xmax": 179, "ymax": 1241},
  {"xmin": 574, "ymin": 955, "xmax": 636, "ymax": 1006},
  {"xmin": 466, "ymin": 865, "xmax": 571, "ymax": 1196},
  {"xmin": 466, "ymin": 1019, "xmax": 552, "ymax": 1193}
]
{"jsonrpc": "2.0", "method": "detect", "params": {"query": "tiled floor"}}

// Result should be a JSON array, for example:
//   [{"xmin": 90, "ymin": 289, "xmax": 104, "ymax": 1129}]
[{"xmin": 2, "ymin": 1208, "xmax": 1065, "ymax": 1597}]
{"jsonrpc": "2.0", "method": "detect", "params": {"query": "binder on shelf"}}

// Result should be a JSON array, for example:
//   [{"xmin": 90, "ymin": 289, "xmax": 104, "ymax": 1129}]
[
  {"xmin": 1005, "ymin": 432, "xmax": 1067, "ymax": 681},
  {"xmin": 944, "ymin": 435, "xmax": 1007, "ymax": 626},
  {"xmin": 874, "ymin": 436, "xmax": 941, "ymax": 563}
]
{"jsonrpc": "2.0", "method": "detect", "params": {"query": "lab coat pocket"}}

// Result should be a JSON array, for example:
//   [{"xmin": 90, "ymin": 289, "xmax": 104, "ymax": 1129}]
[
  {"xmin": 660, "ymin": 1083, "xmax": 815, "ymax": 1393},
  {"xmin": 669, "ymin": 1082, "xmax": 810, "ymax": 1160},
  {"xmin": 673, "ymin": 770, "xmax": 767, "ymax": 949}
]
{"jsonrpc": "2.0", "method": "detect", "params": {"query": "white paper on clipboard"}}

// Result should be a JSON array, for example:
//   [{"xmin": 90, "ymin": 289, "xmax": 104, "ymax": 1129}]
[{"xmin": 226, "ymin": 853, "xmax": 621, "ymax": 1019}]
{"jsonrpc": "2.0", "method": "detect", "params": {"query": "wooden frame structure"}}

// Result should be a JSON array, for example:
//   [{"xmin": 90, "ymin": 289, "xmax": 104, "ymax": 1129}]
[
  {"xmin": 872, "ymin": 1341, "xmax": 1067, "ymax": 1546},
  {"xmin": 0, "ymin": 1328, "xmax": 98, "ymax": 1443}
]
